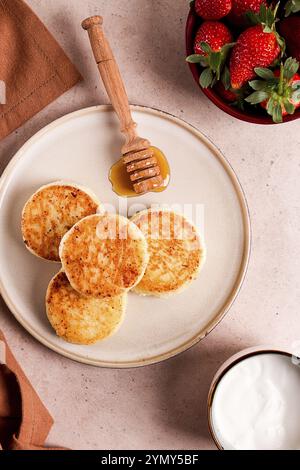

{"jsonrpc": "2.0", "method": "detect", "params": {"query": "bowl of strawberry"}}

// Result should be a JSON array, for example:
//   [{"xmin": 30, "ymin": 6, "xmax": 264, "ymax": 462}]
[{"xmin": 186, "ymin": 0, "xmax": 300, "ymax": 124}]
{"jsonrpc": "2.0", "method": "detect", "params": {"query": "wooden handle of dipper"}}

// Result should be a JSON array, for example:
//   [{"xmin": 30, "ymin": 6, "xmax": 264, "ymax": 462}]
[{"xmin": 82, "ymin": 16, "xmax": 149, "ymax": 154}]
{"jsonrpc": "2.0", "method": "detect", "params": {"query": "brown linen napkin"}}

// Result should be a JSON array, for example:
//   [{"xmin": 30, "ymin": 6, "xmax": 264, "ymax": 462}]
[
  {"xmin": 0, "ymin": 0, "xmax": 81, "ymax": 141},
  {"xmin": 0, "ymin": 329, "xmax": 64, "ymax": 450}
]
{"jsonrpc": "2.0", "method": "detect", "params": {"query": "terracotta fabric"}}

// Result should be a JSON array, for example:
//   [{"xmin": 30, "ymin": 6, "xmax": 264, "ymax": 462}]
[
  {"xmin": 0, "ymin": 330, "xmax": 63, "ymax": 450},
  {"xmin": 0, "ymin": 0, "xmax": 81, "ymax": 141}
]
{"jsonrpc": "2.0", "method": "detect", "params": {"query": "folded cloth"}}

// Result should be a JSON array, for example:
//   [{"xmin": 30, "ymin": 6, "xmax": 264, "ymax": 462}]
[
  {"xmin": 0, "ymin": 0, "xmax": 81, "ymax": 141},
  {"xmin": 0, "ymin": 330, "xmax": 64, "ymax": 450}
]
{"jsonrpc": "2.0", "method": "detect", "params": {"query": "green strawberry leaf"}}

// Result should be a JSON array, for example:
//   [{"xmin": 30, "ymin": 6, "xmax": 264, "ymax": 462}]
[
  {"xmin": 266, "ymin": 7, "xmax": 275, "ymax": 28},
  {"xmin": 221, "ymin": 43, "xmax": 236, "ymax": 55},
  {"xmin": 285, "ymin": 0, "xmax": 300, "ymax": 17},
  {"xmin": 249, "ymin": 80, "xmax": 267, "ymax": 91},
  {"xmin": 260, "ymin": 3, "xmax": 268, "ymax": 23},
  {"xmin": 210, "ymin": 52, "xmax": 221, "ymax": 74},
  {"xmin": 272, "ymin": 1, "xmax": 280, "ymax": 19},
  {"xmin": 199, "ymin": 68, "xmax": 213, "ymax": 88},
  {"xmin": 245, "ymin": 91, "xmax": 270, "ymax": 104},
  {"xmin": 200, "ymin": 42, "xmax": 211, "ymax": 55},
  {"xmin": 254, "ymin": 68, "xmax": 275, "ymax": 80},
  {"xmin": 283, "ymin": 99, "xmax": 295, "ymax": 114},
  {"xmin": 237, "ymin": 99, "xmax": 245, "ymax": 111},
  {"xmin": 266, "ymin": 97, "xmax": 276, "ymax": 116},
  {"xmin": 186, "ymin": 54, "xmax": 204, "ymax": 64},
  {"xmin": 283, "ymin": 57, "xmax": 299, "ymax": 81},
  {"xmin": 221, "ymin": 66, "xmax": 231, "ymax": 90},
  {"xmin": 272, "ymin": 102, "xmax": 283, "ymax": 123},
  {"xmin": 246, "ymin": 10, "xmax": 261, "ymax": 25},
  {"xmin": 211, "ymin": 76, "xmax": 218, "ymax": 88},
  {"xmin": 217, "ymin": 43, "xmax": 235, "ymax": 81}
]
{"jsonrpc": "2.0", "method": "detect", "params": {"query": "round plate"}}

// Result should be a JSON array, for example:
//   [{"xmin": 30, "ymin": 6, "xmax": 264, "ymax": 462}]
[{"xmin": 0, "ymin": 106, "xmax": 250, "ymax": 368}]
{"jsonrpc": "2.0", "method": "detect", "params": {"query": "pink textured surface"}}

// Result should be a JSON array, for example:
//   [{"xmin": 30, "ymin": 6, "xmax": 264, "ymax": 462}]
[{"xmin": 0, "ymin": 0, "xmax": 299, "ymax": 450}]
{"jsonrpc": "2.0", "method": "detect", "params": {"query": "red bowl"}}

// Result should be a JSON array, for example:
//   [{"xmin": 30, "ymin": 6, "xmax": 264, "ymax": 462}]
[{"xmin": 185, "ymin": 5, "xmax": 300, "ymax": 124}]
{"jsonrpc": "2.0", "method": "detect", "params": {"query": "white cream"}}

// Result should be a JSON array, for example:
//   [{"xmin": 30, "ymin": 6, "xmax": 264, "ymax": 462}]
[{"xmin": 211, "ymin": 353, "xmax": 300, "ymax": 450}]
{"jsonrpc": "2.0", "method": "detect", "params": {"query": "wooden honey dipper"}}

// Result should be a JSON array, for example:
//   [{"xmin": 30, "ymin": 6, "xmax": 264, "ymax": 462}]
[{"xmin": 82, "ymin": 16, "xmax": 164, "ymax": 195}]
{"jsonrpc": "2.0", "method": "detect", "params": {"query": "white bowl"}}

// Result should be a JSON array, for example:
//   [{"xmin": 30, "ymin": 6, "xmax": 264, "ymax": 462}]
[{"xmin": 208, "ymin": 346, "xmax": 300, "ymax": 450}]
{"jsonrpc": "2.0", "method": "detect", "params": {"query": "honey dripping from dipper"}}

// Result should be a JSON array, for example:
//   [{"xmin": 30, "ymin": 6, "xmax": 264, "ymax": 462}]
[{"xmin": 109, "ymin": 146, "xmax": 170, "ymax": 197}]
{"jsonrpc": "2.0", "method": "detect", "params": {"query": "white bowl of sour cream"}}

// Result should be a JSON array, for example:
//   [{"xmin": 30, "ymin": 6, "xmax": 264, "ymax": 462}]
[{"xmin": 208, "ymin": 347, "xmax": 300, "ymax": 450}]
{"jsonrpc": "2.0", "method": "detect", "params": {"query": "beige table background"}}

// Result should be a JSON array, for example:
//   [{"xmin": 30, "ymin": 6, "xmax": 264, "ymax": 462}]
[{"xmin": 0, "ymin": 0, "xmax": 299, "ymax": 450}]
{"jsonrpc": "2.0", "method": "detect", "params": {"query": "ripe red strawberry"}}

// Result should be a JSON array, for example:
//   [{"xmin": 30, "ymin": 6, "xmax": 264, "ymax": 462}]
[
  {"xmin": 193, "ymin": 21, "xmax": 233, "ymax": 55},
  {"xmin": 195, "ymin": 0, "xmax": 232, "ymax": 20},
  {"xmin": 187, "ymin": 21, "xmax": 234, "ymax": 88},
  {"xmin": 279, "ymin": 17, "xmax": 300, "ymax": 62},
  {"xmin": 228, "ymin": 0, "xmax": 267, "ymax": 25},
  {"xmin": 230, "ymin": 25, "xmax": 280, "ymax": 89},
  {"xmin": 245, "ymin": 58, "xmax": 300, "ymax": 122}
]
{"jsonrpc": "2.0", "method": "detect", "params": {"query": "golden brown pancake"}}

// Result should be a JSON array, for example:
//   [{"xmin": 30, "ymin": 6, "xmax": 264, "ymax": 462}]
[
  {"xmin": 46, "ymin": 271, "xmax": 127, "ymax": 344},
  {"xmin": 59, "ymin": 213, "xmax": 149, "ymax": 298},
  {"xmin": 131, "ymin": 209, "xmax": 205, "ymax": 297},
  {"xmin": 21, "ymin": 182, "xmax": 99, "ymax": 262}
]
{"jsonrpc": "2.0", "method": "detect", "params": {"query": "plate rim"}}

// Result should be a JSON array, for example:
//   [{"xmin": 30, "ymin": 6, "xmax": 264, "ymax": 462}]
[{"xmin": 0, "ymin": 104, "xmax": 251, "ymax": 368}]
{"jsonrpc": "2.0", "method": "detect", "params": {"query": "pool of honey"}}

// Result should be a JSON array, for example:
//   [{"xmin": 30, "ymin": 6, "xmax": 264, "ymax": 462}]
[{"xmin": 109, "ymin": 146, "xmax": 170, "ymax": 197}]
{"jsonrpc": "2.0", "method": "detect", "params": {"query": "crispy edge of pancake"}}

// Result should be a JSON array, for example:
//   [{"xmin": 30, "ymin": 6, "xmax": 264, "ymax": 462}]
[
  {"xmin": 59, "ymin": 213, "xmax": 149, "ymax": 298},
  {"xmin": 46, "ymin": 271, "xmax": 127, "ymax": 344},
  {"xmin": 21, "ymin": 181, "xmax": 100, "ymax": 262},
  {"xmin": 130, "ymin": 208, "xmax": 206, "ymax": 297}
]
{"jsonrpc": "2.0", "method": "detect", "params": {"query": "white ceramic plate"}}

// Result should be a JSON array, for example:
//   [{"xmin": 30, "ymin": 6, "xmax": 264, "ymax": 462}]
[{"xmin": 0, "ymin": 106, "xmax": 250, "ymax": 367}]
